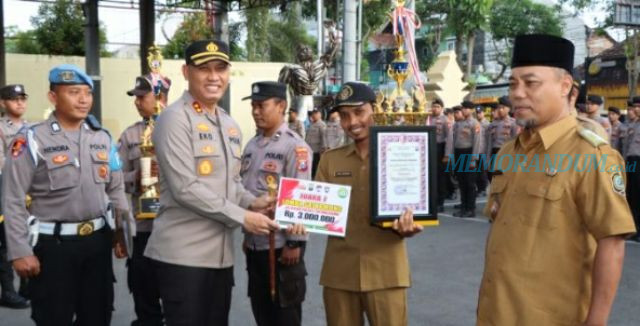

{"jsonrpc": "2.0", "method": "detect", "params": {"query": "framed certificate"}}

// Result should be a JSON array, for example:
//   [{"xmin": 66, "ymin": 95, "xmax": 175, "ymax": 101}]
[{"xmin": 370, "ymin": 126, "xmax": 438, "ymax": 227}]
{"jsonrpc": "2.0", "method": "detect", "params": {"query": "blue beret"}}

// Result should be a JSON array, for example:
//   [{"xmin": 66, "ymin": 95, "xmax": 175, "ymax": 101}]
[{"xmin": 48, "ymin": 64, "xmax": 94, "ymax": 89}]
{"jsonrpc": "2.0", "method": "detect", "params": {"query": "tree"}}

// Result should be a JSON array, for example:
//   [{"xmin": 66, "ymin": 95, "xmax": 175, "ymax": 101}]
[
  {"xmin": 446, "ymin": 0, "xmax": 493, "ymax": 81},
  {"xmin": 5, "ymin": 26, "xmax": 43, "ymax": 54},
  {"xmin": 489, "ymin": 0, "xmax": 564, "ymax": 82},
  {"xmin": 415, "ymin": 0, "xmax": 448, "ymax": 71},
  {"xmin": 244, "ymin": 7, "xmax": 270, "ymax": 61},
  {"xmin": 163, "ymin": 13, "xmax": 215, "ymax": 59},
  {"xmin": 268, "ymin": 3, "xmax": 316, "ymax": 62},
  {"xmin": 30, "ymin": 0, "xmax": 109, "ymax": 56}
]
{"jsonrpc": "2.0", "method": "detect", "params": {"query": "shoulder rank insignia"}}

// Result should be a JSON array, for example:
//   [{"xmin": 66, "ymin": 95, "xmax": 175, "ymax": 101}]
[{"xmin": 578, "ymin": 128, "xmax": 608, "ymax": 147}]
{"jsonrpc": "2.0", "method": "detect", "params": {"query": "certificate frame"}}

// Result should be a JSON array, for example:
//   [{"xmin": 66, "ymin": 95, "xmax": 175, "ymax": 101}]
[{"xmin": 369, "ymin": 126, "xmax": 438, "ymax": 226}]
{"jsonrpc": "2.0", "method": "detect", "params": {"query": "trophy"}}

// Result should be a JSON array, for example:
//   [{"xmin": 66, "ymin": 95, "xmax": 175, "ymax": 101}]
[
  {"xmin": 137, "ymin": 45, "xmax": 164, "ymax": 219},
  {"xmin": 369, "ymin": 0, "xmax": 438, "ymax": 229}
]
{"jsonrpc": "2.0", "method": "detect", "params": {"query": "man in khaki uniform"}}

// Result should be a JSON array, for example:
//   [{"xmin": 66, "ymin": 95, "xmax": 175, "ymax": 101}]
[
  {"xmin": 240, "ymin": 81, "xmax": 311, "ymax": 326},
  {"xmin": 144, "ymin": 40, "xmax": 278, "ymax": 326},
  {"xmin": 3, "ymin": 64, "xmax": 130, "ymax": 325},
  {"xmin": 447, "ymin": 101, "xmax": 484, "ymax": 217},
  {"xmin": 118, "ymin": 74, "xmax": 171, "ymax": 325},
  {"xmin": 305, "ymin": 109, "xmax": 326, "ymax": 178},
  {"xmin": 427, "ymin": 98, "xmax": 453, "ymax": 212},
  {"xmin": 316, "ymin": 82, "xmax": 423, "ymax": 326},
  {"xmin": 623, "ymin": 97, "xmax": 640, "ymax": 241},
  {"xmin": 478, "ymin": 34, "xmax": 636, "ymax": 326},
  {"xmin": 608, "ymin": 106, "xmax": 625, "ymax": 153},
  {"xmin": 324, "ymin": 110, "xmax": 346, "ymax": 150},
  {"xmin": 586, "ymin": 94, "xmax": 611, "ymax": 139},
  {"xmin": 0, "ymin": 84, "xmax": 30, "ymax": 309},
  {"xmin": 287, "ymin": 108, "xmax": 305, "ymax": 139}
]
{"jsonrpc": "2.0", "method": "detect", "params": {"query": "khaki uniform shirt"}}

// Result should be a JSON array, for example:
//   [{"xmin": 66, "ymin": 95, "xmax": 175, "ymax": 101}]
[
  {"xmin": 306, "ymin": 120, "xmax": 326, "ymax": 153},
  {"xmin": 288, "ymin": 119, "xmax": 305, "ymax": 139},
  {"xmin": 324, "ymin": 120, "xmax": 345, "ymax": 150},
  {"xmin": 478, "ymin": 116, "xmax": 636, "ymax": 326},
  {"xmin": 623, "ymin": 120, "xmax": 640, "ymax": 158},
  {"xmin": 117, "ymin": 120, "xmax": 153, "ymax": 233},
  {"xmin": 315, "ymin": 144, "xmax": 410, "ymax": 292},
  {"xmin": 485, "ymin": 116, "xmax": 518, "ymax": 157},
  {"xmin": 241, "ymin": 123, "xmax": 312, "ymax": 250},
  {"xmin": 447, "ymin": 117, "xmax": 484, "ymax": 157},
  {"xmin": 0, "ymin": 117, "xmax": 27, "ymax": 169},
  {"xmin": 3, "ymin": 114, "xmax": 129, "ymax": 260},
  {"xmin": 144, "ymin": 91, "xmax": 255, "ymax": 269},
  {"xmin": 610, "ymin": 120, "xmax": 625, "ymax": 153}
]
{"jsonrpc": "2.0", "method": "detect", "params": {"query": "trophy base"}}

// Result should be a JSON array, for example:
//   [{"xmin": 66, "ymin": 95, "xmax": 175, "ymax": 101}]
[{"xmin": 137, "ymin": 197, "xmax": 161, "ymax": 219}]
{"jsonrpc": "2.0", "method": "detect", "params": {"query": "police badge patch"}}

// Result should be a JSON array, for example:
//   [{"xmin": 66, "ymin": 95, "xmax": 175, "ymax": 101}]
[{"xmin": 611, "ymin": 172, "xmax": 625, "ymax": 195}]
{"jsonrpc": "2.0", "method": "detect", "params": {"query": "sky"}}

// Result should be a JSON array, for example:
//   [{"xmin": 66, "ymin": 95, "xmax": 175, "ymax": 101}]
[{"xmin": 2, "ymin": 0, "xmax": 623, "ymax": 53}]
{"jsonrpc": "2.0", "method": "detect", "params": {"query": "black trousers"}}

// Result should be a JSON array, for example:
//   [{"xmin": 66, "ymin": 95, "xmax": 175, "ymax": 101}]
[
  {"xmin": 29, "ymin": 228, "xmax": 115, "ymax": 326},
  {"xmin": 154, "ymin": 260, "xmax": 233, "ymax": 326},
  {"xmin": 436, "ymin": 142, "xmax": 449, "ymax": 206},
  {"xmin": 245, "ymin": 248, "xmax": 306, "ymax": 326},
  {"xmin": 454, "ymin": 148, "xmax": 477, "ymax": 211},
  {"xmin": 0, "ymin": 221, "xmax": 17, "ymax": 295},
  {"xmin": 487, "ymin": 148, "xmax": 501, "ymax": 182},
  {"xmin": 312, "ymin": 152, "xmax": 321, "ymax": 179},
  {"xmin": 127, "ymin": 232, "xmax": 163, "ymax": 326},
  {"xmin": 626, "ymin": 156, "xmax": 640, "ymax": 233}
]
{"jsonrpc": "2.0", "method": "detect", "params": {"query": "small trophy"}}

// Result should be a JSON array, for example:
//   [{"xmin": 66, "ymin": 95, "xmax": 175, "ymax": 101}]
[{"xmin": 137, "ymin": 45, "xmax": 164, "ymax": 219}]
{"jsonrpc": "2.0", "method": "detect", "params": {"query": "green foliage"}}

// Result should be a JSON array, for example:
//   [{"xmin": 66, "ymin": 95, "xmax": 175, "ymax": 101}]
[
  {"xmin": 489, "ymin": 0, "xmax": 564, "ymax": 81},
  {"xmin": 446, "ymin": 0, "xmax": 493, "ymax": 38},
  {"xmin": 163, "ymin": 13, "xmax": 214, "ymax": 59},
  {"xmin": 5, "ymin": 26, "xmax": 43, "ymax": 54},
  {"xmin": 29, "ymin": 0, "xmax": 109, "ymax": 56},
  {"xmin": 244, "ymin": 7, "xmax": 270, "ymax": 61}
]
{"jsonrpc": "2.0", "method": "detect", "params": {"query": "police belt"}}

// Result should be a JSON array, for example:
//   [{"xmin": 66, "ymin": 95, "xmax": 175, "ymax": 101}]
[{"xmin": 39, "ymin": 216, "xmax": 106, "ymax": 236}]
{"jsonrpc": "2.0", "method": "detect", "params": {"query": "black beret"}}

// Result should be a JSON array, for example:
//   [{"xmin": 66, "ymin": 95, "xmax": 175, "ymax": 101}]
[
  {"xmin": 461, "ymin": 100, "xmax": 475, "ymax": 109},
  {"xmin": 452, "ymin": 106, "xmax": 462, "ymax": 111},
  {"xmin": 587, "ymin": 95, "xmax": 603, "ymax": 105},
  {"xmin": 0, "ymin": 84, "xmax": 27, "ymax": 99},
  {"xmin": 487, "ymin": 102, "xmax": 499, "ymax": 110},
  {"xmin": 627, "ymin": 99, "xmax": 634, "ymax": 107},
  {"xmin": 444, "ymin": 108, "xmax": 453, "ymax": 114},
  {"xmin": 632, "ymin": 96, "xmax": 640, "ymax": 106},
  {"xmin": 242, "ymin": 81, "xmax": 286, "ymax": 101},
  {"xmin": 511, "ymin": 34, "xmax": 575, "ymax": 73},
  {"xmin": 332, "ymin": 82, "xmax": 376, "ymax": 112},
  {"xmin": 185, "ymin": 39, "xmax": 230, "ymax": 66},
  {"xmin": 608, "ymin": 106, "xmax": 621, "ymax": 115},
  {"xmin": 431, "ymin": 98, "xmax": 444, "ymax": 107},
  {"xmin": 498, "ymin": 96, "xmax": 511, "ymax": 108}
]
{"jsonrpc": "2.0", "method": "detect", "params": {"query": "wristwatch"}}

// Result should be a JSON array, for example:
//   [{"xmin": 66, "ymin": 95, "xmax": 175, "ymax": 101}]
[{"xmin": 285, "ymin": 240, "xmax": 304, "ymax": 249}]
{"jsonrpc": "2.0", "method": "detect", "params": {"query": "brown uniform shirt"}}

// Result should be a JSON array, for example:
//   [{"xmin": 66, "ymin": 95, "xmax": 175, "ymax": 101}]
[
  {"xmin": 144, "ymin": 91, "xmax": 255, "ymax": 269},
  {"xmin": 117, "ymin": 120, "xmax": 152, "ymax": 233},
  {"xmin": 478, "ymin": 116, "xmax": 636, "ymax": 325},
  {"xmin": 315, "ymin": 143, "xmax": 410, "ymax": 292},
  {"xmin": 3, "ymin": 114, "xmax": 129, "ymax": 260}
]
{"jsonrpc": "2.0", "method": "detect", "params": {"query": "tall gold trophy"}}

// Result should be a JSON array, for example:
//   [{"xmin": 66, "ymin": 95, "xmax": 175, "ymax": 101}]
[{"xmin": 137, "ymin": 45, "xmax": 164, "ymax": 219}]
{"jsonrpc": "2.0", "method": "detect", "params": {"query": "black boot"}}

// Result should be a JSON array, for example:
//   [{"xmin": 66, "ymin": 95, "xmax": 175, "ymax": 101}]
[{"xmin": 0, "ymin": 291, "xmax": 30, "ymax": 309}]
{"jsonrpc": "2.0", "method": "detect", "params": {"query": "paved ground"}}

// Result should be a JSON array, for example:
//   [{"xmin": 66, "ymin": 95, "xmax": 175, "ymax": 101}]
[{"xmin": 2, "ymin": 196, "xmax": 639, "ymax": 325}]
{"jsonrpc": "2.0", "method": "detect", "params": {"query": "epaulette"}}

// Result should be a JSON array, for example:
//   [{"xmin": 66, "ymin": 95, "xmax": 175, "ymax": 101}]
[
  {"xmin": 85, "ymin": 114, "xmax": 102, "ymax": 131},
  {"xmin": 578, "ymin": 127, "xmax": 608, "ymax": 148}
]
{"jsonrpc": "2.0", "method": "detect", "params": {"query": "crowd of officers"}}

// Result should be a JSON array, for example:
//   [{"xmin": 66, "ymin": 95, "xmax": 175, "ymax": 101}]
[{"xmin": 0, "ymin": 34, "xmax": 636, "ymax": 326}]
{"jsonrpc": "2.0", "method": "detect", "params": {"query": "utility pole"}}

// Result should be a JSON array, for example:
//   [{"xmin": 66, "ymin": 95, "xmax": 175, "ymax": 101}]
[
  {"xmin": 139, "ymin": 0, "xmax": 155, "ymax": 74},
  {"xmin": 84, "ymin": 0, "xmax": 101, "ymax": 122},
  {"xmin": 342, "ymin": 0, "xmax": 357, "ymax": 82},
  {"xmin": 0, "ymin": 0, "xmax": 5, "ymax": 86}
]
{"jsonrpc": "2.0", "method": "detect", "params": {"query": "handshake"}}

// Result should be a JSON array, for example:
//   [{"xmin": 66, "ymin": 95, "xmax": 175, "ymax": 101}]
[{"xmin": 243, "ymin": 195, "xmax": 306, "ymax": 236}]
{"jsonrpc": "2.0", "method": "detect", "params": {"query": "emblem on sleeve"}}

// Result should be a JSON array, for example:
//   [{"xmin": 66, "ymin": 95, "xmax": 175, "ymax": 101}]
[
  {"xmin": 11, "ymin": 137, "xmax": 27, "ymax": 158},
  {"xmin": 98, "ymin": 164, "xmax": 109, "ymax": 179},
  {"xmin": 198, "ymin": 160, "xmax": 213, "ymax": 176},
  {"xmin": 611, "ymin": 172, "xmax": 625, "ymax": 195}
]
